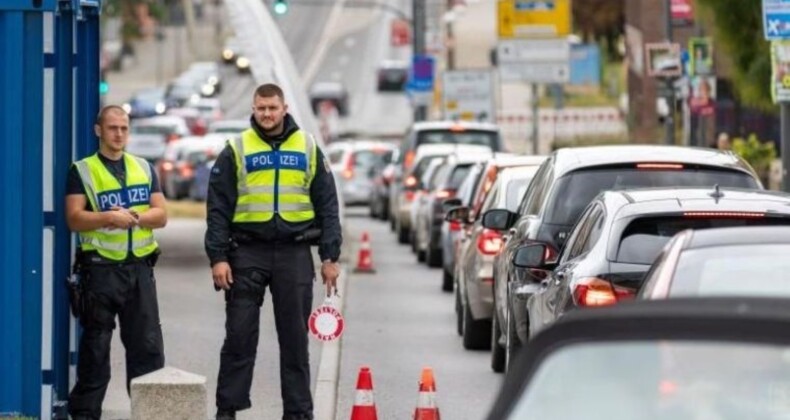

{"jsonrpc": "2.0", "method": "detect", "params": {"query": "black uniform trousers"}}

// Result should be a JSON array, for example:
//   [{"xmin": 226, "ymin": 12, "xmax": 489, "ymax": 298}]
[
  {"xmin": 68, "ymin": 259, "xmax": 165, "ymax": 419},
  {"xmin": 216, "ymin": 241, "xmax": 314, "ymax": 419}
]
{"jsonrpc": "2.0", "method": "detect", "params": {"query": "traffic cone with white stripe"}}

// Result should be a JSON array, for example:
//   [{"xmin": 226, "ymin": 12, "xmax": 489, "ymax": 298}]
[
  {"xmin": 413, "ymin": 367, "xmax": 440, "ymax": 420},
  {"xmin": 353, "ymin": 232, "xmax": 376, "ymax": 273},
  {"xmin": 350, "ymin": 366, "xmax": 378, "ymax": 420}
]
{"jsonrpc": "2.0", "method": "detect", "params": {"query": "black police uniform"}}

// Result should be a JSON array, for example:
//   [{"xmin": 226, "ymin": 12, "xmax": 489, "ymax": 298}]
[
  {"xmin": 66, "ymin": 154, "xmax": 165, "ymax": 420},
  {"xmin": 205, "ymin": 114, "xmax": 341, "ymax": 420}
]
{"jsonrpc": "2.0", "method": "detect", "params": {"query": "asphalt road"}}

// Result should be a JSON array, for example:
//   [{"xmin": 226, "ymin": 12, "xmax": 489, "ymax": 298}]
[{"xmin": 335, "ymin": 208, "xmax": 502, "ymax": 419}]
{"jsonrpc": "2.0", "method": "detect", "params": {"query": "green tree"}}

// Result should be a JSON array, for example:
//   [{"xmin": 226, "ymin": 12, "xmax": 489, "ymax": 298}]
[
  {"xmin": 696, "ymin": 0, "xmax": 772, "ymax": 110},
  {"xmin": 572, "ymin": 0, "xmax": 625, "ymax": 59}
]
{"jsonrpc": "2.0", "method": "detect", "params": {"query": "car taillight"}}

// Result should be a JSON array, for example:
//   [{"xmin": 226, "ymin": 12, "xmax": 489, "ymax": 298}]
[
  {"xmin": 166, "ymin": 133, "xmax": 180, "ymax": 143},
  {"xmin": 404, "ymin": 150, "xmax": 416, "ymax": 170},
  {"xmin": 436, "ymin": 189, "xmax": 455, "ymax": 199},
  {"xmin": 636, "ymin": 163, "xmax": 684, "ymax": 170},
  {"xmin": 178, "ymin": 162, "xmax": 194, "ymax": 178},
  {"xmin": 573, "ymin": 277, "xmax": 635, "ymax": 307},
  {"xmin": 477, "ymin": 228, "xmax": 503, "ymax": 255},
  {"xmin": 343, "ymin": 154, "xmax": 355, "ymax": 179},
  {"xmin": 449, "ymin": 220, "xmax": 462, "ymax": 231},
  {"xmin": 404, "ymin": 175, "xmax": 417, "ymax": 188},
  {"xmin": 405, "ymin": 190, "xmax": 415, "ymax": 202},
  {"xmin": 161, "ymin": 161, "xmax": 175, "ymax": 172}
]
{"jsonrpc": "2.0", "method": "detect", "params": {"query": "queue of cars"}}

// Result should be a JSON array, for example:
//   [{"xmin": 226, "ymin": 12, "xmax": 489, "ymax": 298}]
[{"xmin": 347, "ymin": 116, "xmax": 790, "ymax": 418}]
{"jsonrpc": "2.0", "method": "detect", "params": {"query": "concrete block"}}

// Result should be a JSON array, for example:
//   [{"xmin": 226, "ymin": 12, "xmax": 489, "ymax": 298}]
[{"xmin": 130, "ymin": 366, "xmax": 207, "ymax": 420}]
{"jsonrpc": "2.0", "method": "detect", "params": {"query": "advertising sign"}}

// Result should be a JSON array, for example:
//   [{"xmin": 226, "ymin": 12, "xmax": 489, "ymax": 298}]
[
  {"xmin": 689, "ymin": 76, "xmax": 716, "ymax": 115},
  {"xmin": 771, "ymin": 40, "xmax": 790, "ymax": 102},
  {"xmin": 689, "ymin": 37, "xmax": 713, "ymax": 75},
  {"xmin": 442, "ymin": 69, "xmax": 495, "ymax": 122},
  {"xmin": 671, "ymin": 0, "xmax": 694, "ymax": 24},
  {"xmin": 645, "ymin": 42, "xmax": 682, "ymax": 77},
  {"xmin": 764, "ymin": 0, "xmax": 790, "ymax": 40}
]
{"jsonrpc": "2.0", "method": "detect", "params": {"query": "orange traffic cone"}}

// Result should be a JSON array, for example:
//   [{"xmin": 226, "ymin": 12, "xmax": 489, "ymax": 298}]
[
  {"xmin": 413, "ymin": 367, "xmax": 440, "ymax": 420},
  {"xmin": 353, "ymin": 232, "xmax": 376, "ymax": 273},
  {"xmin": 350, "ymin": 366, "xmax": 378, "ymax": 420}
]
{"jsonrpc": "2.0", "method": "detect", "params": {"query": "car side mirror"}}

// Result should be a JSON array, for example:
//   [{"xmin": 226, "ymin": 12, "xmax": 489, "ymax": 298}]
[
  {"xmin": 445, "ymin": 206, "xmax": 469, "ymax": 222},
  {"xmin": 482, "ymin": 209, "xmax": 517, "ymax": 230},
  {"xmin": 442, "ymin": 198, "xmax": 462, "ymax": 213},
  {"xmin": 513, "ymin": 244, "xmax": 548, "ymax": 269}
]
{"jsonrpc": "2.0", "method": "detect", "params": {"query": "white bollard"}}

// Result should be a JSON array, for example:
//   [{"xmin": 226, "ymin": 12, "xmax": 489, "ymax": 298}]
[{"xmin": 130, "ymin": 366, "xmax": 207, "ymax": 420}]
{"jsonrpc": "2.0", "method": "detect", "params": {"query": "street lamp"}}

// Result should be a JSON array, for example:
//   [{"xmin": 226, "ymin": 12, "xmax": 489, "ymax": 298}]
[{"xmin": 273, "ymin": 0, "xmax": 288, "ymax": 15}]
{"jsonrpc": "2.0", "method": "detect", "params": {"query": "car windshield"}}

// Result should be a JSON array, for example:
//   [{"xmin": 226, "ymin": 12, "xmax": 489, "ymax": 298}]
[
  {"xmin": 507, "ymin": 340, "xmax": 790, "ymax": 420},
  {"xmin": 447, "ymin": 165, "xmax": 471, "ymax": 189},
  {"xmin": 669, "ymin": 244, "xmax": 790, "ymax": 297},
  {"xmin": 506, "ymin": 177, "xmax": 531, "ymax": 211},
  {"xmin": 353, "ymin": 149, "xmax": 389, "ymax": 169},
  {"xmin": 545, "ymin": 168, "xmax": 759, "ymax": 225},
  {"xmin": 617, "ymin": 216, "xmax": 790, "ymax": 264},
  {"xmin": 416, "ymin": 129, "xmax": 499, "ymax": 150}
]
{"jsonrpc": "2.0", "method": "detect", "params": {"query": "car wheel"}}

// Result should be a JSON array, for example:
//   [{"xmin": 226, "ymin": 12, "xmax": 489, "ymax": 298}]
[
  {"xmin": 410, "ymin": 230, "xmax": 418, "ymax": 253},
  {"xmin": 462, "ymin": 295, "xmax": 492, "ymax": 351},
  {"xmin": 442, "ymin": 269, "xmax": 453, "ymax": 292},
  {"xmin": 505, "ymin": 302, "xmax": 522, "ymax": 371},
  {"xmin": 491, "ymin": 310, "xmax": 505, "ymax": 373},
  {"xmin": 426, "ymin": 245, "xmax": 442, "ymax": 268},
  {"xmin": 390, "ymin": 213, "xmax": 396, "ymax": 232},
  {"xmin": 455, "ymin": 286, "xmax": 462, "ymax": 336},
  {"xmin": 397, "ymin": 219, "xmax": 409, "ymax": 244}
]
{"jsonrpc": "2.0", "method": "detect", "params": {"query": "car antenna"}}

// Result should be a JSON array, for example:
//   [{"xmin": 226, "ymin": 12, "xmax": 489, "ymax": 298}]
[{"xmin": 709, "ymin": 184, "xmax": 724, "ymax": 203}]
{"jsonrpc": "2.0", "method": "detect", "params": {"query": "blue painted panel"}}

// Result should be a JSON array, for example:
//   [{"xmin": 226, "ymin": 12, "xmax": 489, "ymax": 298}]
[
  {"xmin": 0, "ymin": 0, "xmax": 56, "ymax": 11},
  {"xmin": 76, "ymin": 11, "xmax": 99, "ymax": 159},
  {"xmin": 0, "ymin": 11, "xmax": 26, "ymax": 414},
  {"xmin": 569, "ymin": 43, "xmax": 601, "ymax": 86}
]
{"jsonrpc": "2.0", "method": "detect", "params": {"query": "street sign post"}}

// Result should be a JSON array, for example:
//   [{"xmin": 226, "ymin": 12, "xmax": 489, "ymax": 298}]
[
  {"xmin": 496, "ymin": 38, "xmax": 570, "ymax": 83},
  {"xmin": 497, "ymin": 0, "xmax": 570, "ymax": 38},
  {"xmin": 442, "ymin": 69, "xmax": 495, "ymax": 122},
  {"xmin": 406, "ymin": 54, "xmax": 435, "ymax": 107},
  {"xmin": 764, "ymin": 1, "xmax": 790, "ymax": 191}
]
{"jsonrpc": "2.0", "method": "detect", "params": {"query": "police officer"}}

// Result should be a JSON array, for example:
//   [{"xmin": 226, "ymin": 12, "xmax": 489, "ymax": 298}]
[
  {"xmin": 65, "ymin": 106, "xmax": 167, "ymax": 420},
  {"xmin": 205, "ymin": 83, "xmax": 341, "ymax": 420}
]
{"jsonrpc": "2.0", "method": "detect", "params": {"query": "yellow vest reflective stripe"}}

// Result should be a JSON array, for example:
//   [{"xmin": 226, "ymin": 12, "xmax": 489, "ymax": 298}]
[
  {"xmin": 230, "ymin": 128, "xmax": 317, "ymax": 223},
  {"xmin": 74, "ymin": 153, "xmax": 159, "ymax": 261}
]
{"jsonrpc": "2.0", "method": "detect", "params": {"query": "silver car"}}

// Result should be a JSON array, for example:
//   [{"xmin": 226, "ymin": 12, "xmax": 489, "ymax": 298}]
[{"xmin": 326, "ymin": 141, "xmax": 396, "ymax": 206}]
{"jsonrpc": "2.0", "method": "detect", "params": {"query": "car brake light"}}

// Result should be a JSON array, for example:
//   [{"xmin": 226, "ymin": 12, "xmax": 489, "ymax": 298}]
[
  {"xmin": 405, "ymin": 190, "xmax": 416, "ymax": 202},
  {"xmin": 166, "ymin": 133, "xmax": 180, "ymax": 143},
  {"xmin": 477, "ymin": 228, "xmax": 503, "ymax": 255},
  {"xmin": 436, "ymin": 189, "xmax": 454, "ymax": 199},
  {"xmin": 683, "ymin": 211, "xmax": 765, "ymax": 218},
  {"xmin": 573, "ymin": 277, "xmax": 635, "ymax": 307},
  {"xmin": 449, "ymin": 220, "xmax": 462, "ymax": 231},
  {"xmin": 404, "ymin": 175, "xmax": 418, "ymax": 188},
  {"xmin": 343, "ymin": 154, "xmax": 356, "ymax": 180},
  {"xmin": 636, "ymin": 163, "xmax": 684, "ymax": 170},
  {"xmin": 449, "ymin": 125, "xmax": 466, "ymax": 132},
  {"xmin": 161, "ymin": 161, "xmax": 175, "ymax": 172},
  {"xmin": 178, "ymin": 162, "xmax": 194, "ymax": 178},
  {"xmin": 404, "ymin": 150, "xmax": 416, "ymax": 170}
]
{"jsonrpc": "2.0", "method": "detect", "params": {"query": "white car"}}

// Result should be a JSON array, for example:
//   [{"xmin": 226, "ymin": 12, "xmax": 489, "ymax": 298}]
[
  {"xmin": 207, "ymin": 119, "xmax": 248, "ymax": 137},
  {"xmin": 326, "ymin": 140, "xmax": 396, "ymax": 206},
  {"xmin": 127, "ymin": 116, "xmax": 191, "ymax": 162}
]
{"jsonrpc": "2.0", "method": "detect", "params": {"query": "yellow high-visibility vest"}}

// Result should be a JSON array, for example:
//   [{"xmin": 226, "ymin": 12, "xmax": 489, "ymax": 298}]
[
  {"xmin": 230, "ymin": 128, "xmax": 317, "ymax": 223},
  {"xmin": 73, "ymin": 153, "xmax": 158, "ymax": 261}
]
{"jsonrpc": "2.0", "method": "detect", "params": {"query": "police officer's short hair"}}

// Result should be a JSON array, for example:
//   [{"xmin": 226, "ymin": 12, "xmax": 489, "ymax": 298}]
[
  {"xmin": 95, "ymin": 105, "xmax": 128, "ymax": 125},
  {"xmin": 254, "ymin": 83, "xmax": 285, "ymax": 101}
]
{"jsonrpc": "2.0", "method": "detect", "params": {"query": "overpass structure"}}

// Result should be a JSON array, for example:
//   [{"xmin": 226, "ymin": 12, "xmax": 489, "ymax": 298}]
[{"xmin": 0, "ymin": 0, "xmax": 101, "ymax": 417}]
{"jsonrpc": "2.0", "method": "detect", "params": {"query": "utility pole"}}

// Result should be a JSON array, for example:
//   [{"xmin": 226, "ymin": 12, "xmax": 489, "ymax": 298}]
[
  {"xmin": 413, "ymin": 0, "xmax": 427, "ymax": 122},
  {"xmin": 663, "ymin": 0, "xmax": 676, "ymax": 145}
]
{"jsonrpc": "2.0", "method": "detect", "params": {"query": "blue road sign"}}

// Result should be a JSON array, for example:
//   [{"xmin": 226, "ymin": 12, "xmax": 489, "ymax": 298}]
[
  {"xmin": 407, "ymin": 55, "xmax": 434, "ymax": 92},
  {"xmin": 764, "ymin": 0, "xmax": 790, "ymax": 40}
]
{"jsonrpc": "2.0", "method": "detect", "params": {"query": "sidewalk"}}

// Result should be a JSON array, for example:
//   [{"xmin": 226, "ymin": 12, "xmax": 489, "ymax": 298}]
[{"xmin": 104, "ymin": 3, "xmax": 225, "ymax": 106}]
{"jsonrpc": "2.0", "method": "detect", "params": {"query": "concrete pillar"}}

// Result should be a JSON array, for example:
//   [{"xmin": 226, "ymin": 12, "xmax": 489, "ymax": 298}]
[{"xmin": 130, "ymin": 366, "xmax": 208, "ymax": 420}]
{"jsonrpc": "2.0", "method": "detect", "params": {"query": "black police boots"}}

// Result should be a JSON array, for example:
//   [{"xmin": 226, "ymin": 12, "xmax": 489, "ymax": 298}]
[{"xmin": 216, "ymin": 410, "xmax": 236, "ymax": 420}]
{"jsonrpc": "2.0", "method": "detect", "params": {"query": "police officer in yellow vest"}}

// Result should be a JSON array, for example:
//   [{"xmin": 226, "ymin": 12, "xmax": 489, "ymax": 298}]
[
  {"xmin": 65, "ymin": 106, "xmax": 168, "ymax": 420},
  {"xmin": 205, "ymin": 84, "xmax": 341, "ymax": 420}
]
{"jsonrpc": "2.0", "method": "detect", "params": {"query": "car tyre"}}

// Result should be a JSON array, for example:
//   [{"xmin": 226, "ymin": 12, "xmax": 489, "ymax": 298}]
[
  {"xmin": 397, "ymin": 219, "xmax": 409, "ymax": 244},
  {"xmin": 504, "ymin": 303, "xmax": 522, "ymax": 371},
  {"xmin": 491, "ymin": 311, "xmax": 505, "ymax": 373},
  {"xmin": 426, "ymin": 245, "xmax": 442, "ymax": 268},
  {"xmin": 462, "ymin": 296, "xmax": 492, "ymax": 350},
  {"xmin": 455, "ymin": 286, "xmax": 462, "ymax": 336},
  {"xmin": 442, "ymin": 269, "xmax": 453, "ymax": 292}
]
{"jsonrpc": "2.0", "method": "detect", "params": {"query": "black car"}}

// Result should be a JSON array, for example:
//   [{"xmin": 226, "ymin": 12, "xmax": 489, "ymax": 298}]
[
  {"xmin": 639, "ymin": 226, "xmax": 790, "ymax": 300},
  {"xmin": 486, "ymin": 297, "xmax": 790, "ymax": 420},
  {"xmin": 368, "ymin": 149, "xmax": 397, "ymax": 220},
  {"xmin": 485, "ymin": 145, "xmax": 762, "ymax": 371},
  {"xmin": 519, "ymin": 187, "xmax": 790, "ymax": 340}
]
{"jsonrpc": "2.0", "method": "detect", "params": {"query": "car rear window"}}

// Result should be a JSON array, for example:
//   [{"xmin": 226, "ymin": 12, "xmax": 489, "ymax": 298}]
[
  {"xmin": 447, "ymin": 165, "xmax": 472, "ymax": 189},
  {"xmin": 327, "ymin": 149, "xmax": 345, "ymax": 165},
  {"xmin": 506, "ymin": 177, "xmax": 532, "ymax": 211},
  {"xmin": 617, "ymin": 215, "xmax": 790, "ymax": 264},
  {"xmin": 132, "ymin": 125, "xmax": 177, "ymax": 135},
  {"xmin": 669, "ymin": 244, "xmax": 790, "ymax": 298},
  {"xmin": 353, "ymin": 150, "xmax": 388, "ymax": 169},
  {"xmin": 416, "ymin": 129, "xmax": 500, "ymax": 150},
  {"xmin": 545, "ymin": 168, "xmax": 759, "ymax": 226}
]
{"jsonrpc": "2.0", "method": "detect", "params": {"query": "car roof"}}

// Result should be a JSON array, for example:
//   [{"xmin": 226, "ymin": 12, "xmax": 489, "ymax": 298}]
[
  {"xmin": 497, "ymin": 165, "xmax": 542, "ymax": 181},
  {"xmin": 411, "ymin": 120, "xmax": 500, "ymax": 132},
  {"xmin": 328, "ymin": 140, "xmax": 396, "ymax": 152},
  {"xmin": 685, "ymin": 226, "xmax": 790, "ymax": 249},
  {"xmin": 209, "ymin": 119, "xmax": 247, "ymax": 128},
  {"xmin": 414, "ymin": 143, "xmax": 494, "ymax": 158},
  {"xmin": 600, "ymin": 187, "xmax": 790, "ymax": 219},
  {"xmin": 134, "ymin": 116, "xmax": 186, "ymax": 126},
  {"xmin": 487, "ymin": 297, "xmax": 790, "ymax": 420},
  {"xmin": 491, "ymin": 154, "xmax": 546, "ymax": 168},
  {"xmin": 551, "ymin": 145, "xmax": 755, "ymax": 178}
]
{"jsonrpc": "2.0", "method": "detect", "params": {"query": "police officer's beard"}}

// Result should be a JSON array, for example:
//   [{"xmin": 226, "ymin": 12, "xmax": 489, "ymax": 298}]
[{"xmin": 262, "ymin": 118, "xmax": 285, "ymax": 137}]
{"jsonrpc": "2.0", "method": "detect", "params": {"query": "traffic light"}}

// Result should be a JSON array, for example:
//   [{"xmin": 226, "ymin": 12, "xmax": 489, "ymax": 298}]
[
  {"xmin": 273, "ymin": 0, "xmax": 288, "ymax": 15},
  {"xmin": 99, "ymin": 80, "xmax": 109, "ymax": 95}
]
